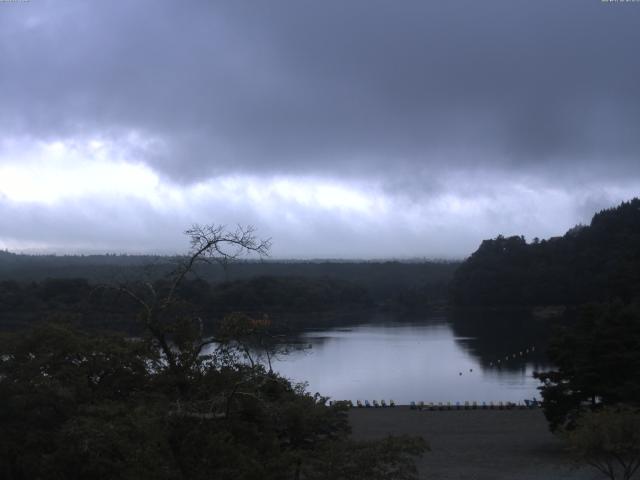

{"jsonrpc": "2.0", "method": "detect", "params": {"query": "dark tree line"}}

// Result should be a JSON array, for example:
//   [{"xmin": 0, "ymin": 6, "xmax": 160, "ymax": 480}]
[
  {"xmin": 451, "ymin": 199, "xmax": 640, "ymax": 443},
  {"xmin": 534, "ymin": 303, "xmax": 640, "ymax": 431},
  {"xmin": 0, "ymin": 270, "xmax": 454, "ymax": 334},
  {"xmin": 0, "ymin": 251, "xmax": 457, "ymax": 309},
  {"xmin": 451, "ymin": 198, "xmax": 640, "ymax": 307},
  {"xmin": 0, "ymin": 276, "xmax": 375, "ymax": 333}
]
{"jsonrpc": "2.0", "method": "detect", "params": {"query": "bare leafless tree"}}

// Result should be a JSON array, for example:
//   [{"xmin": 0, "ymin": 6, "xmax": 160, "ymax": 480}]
[{"xmin": 115, "ymin": 224, "xmax": 271, "ymax": 373}]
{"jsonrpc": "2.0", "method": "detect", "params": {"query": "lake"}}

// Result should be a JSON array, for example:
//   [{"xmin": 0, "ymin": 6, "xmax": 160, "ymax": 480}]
[{"xmin": 265, "ymin": 311, "xmax": 552, "ymax": 405}]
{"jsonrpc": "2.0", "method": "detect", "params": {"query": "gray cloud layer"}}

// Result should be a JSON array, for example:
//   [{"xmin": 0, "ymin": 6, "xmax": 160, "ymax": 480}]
[
  {"xmin": 1, "ymin": 0, "xmax": 639, "ymax": 256},
  {"xmin": 3, "ymin": 1, "xmax": 640, "ymax": 178}
]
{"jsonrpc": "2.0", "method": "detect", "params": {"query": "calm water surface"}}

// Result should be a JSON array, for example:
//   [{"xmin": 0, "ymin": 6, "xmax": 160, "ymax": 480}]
[{"xmin": 269, "ymin": 312, "xmax": 551, "ymax": 404}]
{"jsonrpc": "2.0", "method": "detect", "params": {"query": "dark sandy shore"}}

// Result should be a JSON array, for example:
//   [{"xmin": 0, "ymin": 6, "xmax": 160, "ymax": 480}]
[{"xmin": 349, "ymin": 407, "xmax": 601, "ymax": 480}]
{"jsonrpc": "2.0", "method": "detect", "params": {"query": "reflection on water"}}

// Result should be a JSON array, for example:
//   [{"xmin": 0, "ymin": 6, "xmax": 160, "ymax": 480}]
[{"xmin": 269, "ymin": 311, "xmax": 552, "ymax": 404}]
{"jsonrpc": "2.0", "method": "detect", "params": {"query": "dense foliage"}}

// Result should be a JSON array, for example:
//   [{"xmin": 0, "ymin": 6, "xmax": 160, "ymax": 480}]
[
  {"xmin": 451, "ymin": 198, "xmax": 640, "ymax": 307},
  {"xmin": 563, "ymin": 406, "xmax": 640, "ymax": 480},
  {"xmin": 0, "ymin": 253, "xmax": 457, "ymax": 307},
  {"xmin": 1, "ymin": 225, "xmax": 427, "ymax": 479},
  {"xmin": 0, "ymin": 270, "xmax": 455, "ymax": 333},
  {"xmin": 0, "ymin": 322, "xmax": 426, "ymax": 480},
  {"xmin": 0, "ymin": 276, "xmax": 374, "ymax": 333},
  {"xmin": 0, "ymin": 259, "xmax": 456, "ymax": 333},
  {"xmin": 534, "ymin": 303, "xmax": 640, "ymax": 431},
  {"xmin": 207, "ymin": 276, "xmax": 372, "ymax": 314},
  {"xmin": 449, "ymin": 198, "xmax": 640, "ymax": 445}
]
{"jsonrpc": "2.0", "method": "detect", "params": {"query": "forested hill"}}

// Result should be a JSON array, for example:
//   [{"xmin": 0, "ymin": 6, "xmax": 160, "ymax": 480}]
[
  {"xmin": 0, "ymin": 252, "xmax": 457, "ymax": 299},
  {"xmin": 0, "ymin": 254, "xmax": 458, "ymax": 330},
  {"xmin": 451, "ymin": 198, "xmax": 640, "ymax": 307}
]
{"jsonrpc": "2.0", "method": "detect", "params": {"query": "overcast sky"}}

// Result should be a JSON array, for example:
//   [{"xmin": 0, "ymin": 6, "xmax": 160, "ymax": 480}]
[{"xmin": 1, "ymin": 0, "xmax": 639, "ymax": 258}]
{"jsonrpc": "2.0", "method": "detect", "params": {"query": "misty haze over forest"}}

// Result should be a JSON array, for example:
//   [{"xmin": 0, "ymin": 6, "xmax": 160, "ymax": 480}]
[{"xmin": 2, "ymin": 0, "xmax": 640, "ymax": 257}]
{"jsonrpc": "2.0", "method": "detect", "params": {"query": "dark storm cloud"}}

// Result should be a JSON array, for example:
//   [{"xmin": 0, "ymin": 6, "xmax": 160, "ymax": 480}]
[
  {"xmin": 1, "ymin": 0, "xmax": 640, "ymax": 257},
  {"xmin": 2, "ymin": 0, "xmax": 639, "ymax": 186}
]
